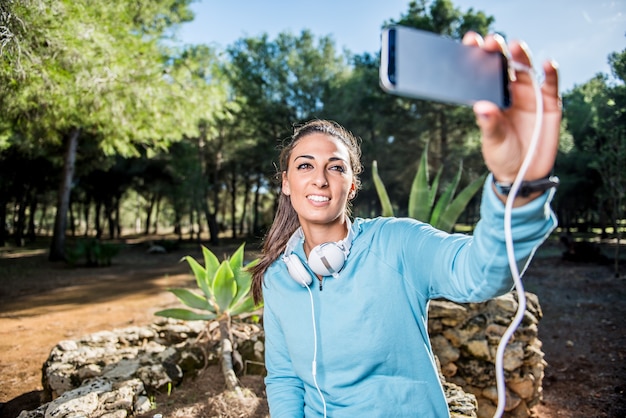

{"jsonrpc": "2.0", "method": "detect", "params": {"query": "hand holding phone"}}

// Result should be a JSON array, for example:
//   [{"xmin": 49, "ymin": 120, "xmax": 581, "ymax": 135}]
[{"xmin": 379, "ymin": 26, "xmax": 511, "ymax": 108}]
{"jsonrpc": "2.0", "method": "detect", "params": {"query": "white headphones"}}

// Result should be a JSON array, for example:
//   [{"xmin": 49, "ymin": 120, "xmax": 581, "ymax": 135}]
[{"xmin": 282, "ymin": 219, "xmax": 354, "ymax": 286}]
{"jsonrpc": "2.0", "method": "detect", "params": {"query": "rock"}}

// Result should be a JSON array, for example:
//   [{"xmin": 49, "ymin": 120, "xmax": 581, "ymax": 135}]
[
  {"xmin": 431, "ymin": 335, "xmax": 461, "ymax": 365},
  {"xmin": 465, "ymin": 339, "xmax": 490, "ymax": 361},
  {"xmin": 18, "ymin": 292, "xmax": 544, "ymax": 418},
  {"xmin": 428, "ymin": 292, "xmax": 545, "ymax": 417}
]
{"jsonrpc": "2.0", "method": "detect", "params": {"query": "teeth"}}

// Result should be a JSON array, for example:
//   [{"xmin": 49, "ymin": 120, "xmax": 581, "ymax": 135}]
[{"xmin": 308, "ymin": 195, "xmax": 329, "ymax": 202}]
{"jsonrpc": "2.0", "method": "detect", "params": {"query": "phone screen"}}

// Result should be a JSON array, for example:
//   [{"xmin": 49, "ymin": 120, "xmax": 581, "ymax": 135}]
[{"xmin": 380, "ymin": 26, "xmax": 511, "ymax": 108}]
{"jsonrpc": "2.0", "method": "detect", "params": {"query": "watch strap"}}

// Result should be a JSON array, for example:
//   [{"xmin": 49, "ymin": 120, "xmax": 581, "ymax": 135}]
[{"xmin": 493, "ymin": 175, "xmax": 560, "ymax": 197}]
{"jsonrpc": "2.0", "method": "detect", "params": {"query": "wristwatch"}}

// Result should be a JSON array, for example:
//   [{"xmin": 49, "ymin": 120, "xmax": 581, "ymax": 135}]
[{"xmin": 493, "ymin": 175, "xmax": 560, "ymax": 197}]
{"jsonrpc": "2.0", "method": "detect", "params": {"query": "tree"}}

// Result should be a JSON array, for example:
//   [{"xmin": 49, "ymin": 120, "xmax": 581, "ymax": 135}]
[
  {"xmin": 561, "ymin": 48, "xmax": 625, "ymax": 276},
  {"xmin": 224, "ymin": 30, "xmax": 350, "ymax": 230},
  {"xmin": 0, "ymin": 1, "xmax": 198, "ymax": 259}
]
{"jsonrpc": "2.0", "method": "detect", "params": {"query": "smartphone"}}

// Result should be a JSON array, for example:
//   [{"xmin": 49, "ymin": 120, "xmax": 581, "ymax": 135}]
[{"xmin": 380, "ymin": 26, "xmax": 511, "ymax": 108}]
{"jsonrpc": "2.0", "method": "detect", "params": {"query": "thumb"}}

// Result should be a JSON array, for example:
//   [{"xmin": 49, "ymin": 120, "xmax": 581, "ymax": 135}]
[{"xmin": 473, "ymin": 100, "xmax": 507, "ymax": 145}]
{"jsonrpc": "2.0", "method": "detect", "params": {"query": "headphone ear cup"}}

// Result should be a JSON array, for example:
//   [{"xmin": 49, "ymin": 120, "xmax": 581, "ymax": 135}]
[
  {"xmin": 308, "ymin": 243, "xmax": 347, "ymax": 277},
  {"xmin": 284, "ymin": 254, "xmax": 312, "ymax": 286}
]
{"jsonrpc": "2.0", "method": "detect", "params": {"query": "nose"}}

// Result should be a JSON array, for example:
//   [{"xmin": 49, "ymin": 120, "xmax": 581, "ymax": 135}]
[{"xmin": 313, "ymin": 168, "xmax": 328, "ymax": 188}]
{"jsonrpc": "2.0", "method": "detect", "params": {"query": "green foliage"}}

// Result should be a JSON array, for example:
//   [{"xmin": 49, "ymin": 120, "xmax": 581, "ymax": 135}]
[
  {"xmin": 560, "ymin": 61, "xmax": 625, "ymax": 239},
  {"xmin": 65, "ymin": 239, "xmax": 121, "ymax": 267},
  {"xmin": 371, "ymin": 161, "xmax": 394, "ymax": 216},
  {"xmin": 1, "ymin": 0, "xmax": 199, "ymax": 154},
  {"xmin": 155, "ymin": 243, "xmax": 262, "ymax": 322},
  {"xmin": 373, "ymin": 144, "xmax": 486, "ymax": 232}
]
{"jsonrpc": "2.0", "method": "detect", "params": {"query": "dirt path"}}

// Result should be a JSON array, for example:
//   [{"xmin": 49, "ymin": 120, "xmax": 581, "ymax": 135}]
[
  {"xmin": 523, "ymin": 254, "xmax": 626, "ymax": 417},
  {"xmin": 0, "ymin": 243, "xmax": 203, "ymax": 413},
  {"xmin": 1, "ymin": 240, "xmax": 625, "ymax": 417}
]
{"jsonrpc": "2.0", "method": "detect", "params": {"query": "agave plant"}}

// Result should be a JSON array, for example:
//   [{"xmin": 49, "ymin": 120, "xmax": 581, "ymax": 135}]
[
  {"xmin": 373, "ymin": 144, "xmax": 486, "ymax": 233},
  {"xmin": 155, "ymin": 243, "xmax": 261, "ymax": 395}
]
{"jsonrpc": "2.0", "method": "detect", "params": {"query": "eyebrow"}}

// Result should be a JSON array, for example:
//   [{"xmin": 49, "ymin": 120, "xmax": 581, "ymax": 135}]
[{"xmin": 294, "ymin": 155, "xmax": 347, "ymax": 163}]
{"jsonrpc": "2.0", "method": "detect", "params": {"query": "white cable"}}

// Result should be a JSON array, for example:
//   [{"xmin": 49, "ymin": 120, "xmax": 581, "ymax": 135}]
[
  {"xmin": 304, "ymin": 283, "xmax": 327, "ymax": 418},
  {"xmin": 493, "ymin": 61, "xmax": 544, "ymax": 418}
]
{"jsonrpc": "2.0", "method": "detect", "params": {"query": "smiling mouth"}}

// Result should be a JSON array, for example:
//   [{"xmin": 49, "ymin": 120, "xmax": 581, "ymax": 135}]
[{"xmin": 307, "ymin": 195, "xmax": 330, "ymax": 202}]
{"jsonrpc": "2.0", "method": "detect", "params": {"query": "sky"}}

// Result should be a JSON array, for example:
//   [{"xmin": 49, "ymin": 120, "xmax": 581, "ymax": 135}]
[{"xmin": 175, "ymin": 0, "xmax": 626, "ymax": 93}]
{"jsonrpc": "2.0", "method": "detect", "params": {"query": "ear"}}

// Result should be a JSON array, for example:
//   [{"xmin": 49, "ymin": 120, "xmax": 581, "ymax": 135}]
[
  {"xmin": 282, "ymin": 171, "xmax": 291, "ymax": 196},
  {"xmin": 348, "ymin": 183, "xmax": 356, "ymax": 200}
]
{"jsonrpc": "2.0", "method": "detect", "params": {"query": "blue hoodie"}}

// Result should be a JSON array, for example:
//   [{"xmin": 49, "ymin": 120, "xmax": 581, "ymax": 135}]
[{"xmin": 263, "ymin": 179, "xmax": 557, "ymax": 417}]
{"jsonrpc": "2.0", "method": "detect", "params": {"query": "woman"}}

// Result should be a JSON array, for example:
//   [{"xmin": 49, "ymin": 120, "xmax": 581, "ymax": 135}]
[{"xmin": 250, "ymin": 32, "xmax": 561, "ymax": 417}]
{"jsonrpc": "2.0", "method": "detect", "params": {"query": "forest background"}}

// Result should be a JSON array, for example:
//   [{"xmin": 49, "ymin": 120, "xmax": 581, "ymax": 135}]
[{"xmin": 0, "ymin": 0, "xmax": 624, "ymax": 266}]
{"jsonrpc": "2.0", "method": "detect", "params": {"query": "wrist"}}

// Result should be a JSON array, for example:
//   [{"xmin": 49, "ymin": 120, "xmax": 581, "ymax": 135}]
[{"xmin": 492, "ymin": 174, "xmax": 560, "ymax": 198}]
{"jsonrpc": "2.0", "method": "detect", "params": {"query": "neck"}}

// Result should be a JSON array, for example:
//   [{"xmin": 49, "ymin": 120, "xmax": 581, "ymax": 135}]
[{"xmin": 301, "ymin": 217, "xmax": 349, "ymax": 255}]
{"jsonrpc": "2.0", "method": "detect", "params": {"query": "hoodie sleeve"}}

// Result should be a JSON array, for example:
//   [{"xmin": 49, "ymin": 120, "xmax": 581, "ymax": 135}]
[{"xmin": 396, "ymin": 175, "xmax": 557, "ymax": 302}]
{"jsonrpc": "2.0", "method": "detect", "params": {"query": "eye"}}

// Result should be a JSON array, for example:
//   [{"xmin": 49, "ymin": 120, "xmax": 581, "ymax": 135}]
[
  {"xmin": 296, "ymin": 163, "xmax": 313, "ymax": 170},
  {"xmin": 329, "ymin": 164, "xmax": 347, "ymax": 173}
]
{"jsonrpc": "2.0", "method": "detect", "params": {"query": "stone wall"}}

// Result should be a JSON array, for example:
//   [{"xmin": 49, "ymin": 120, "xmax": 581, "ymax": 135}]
[
  {"xmin": 18, "ymin": 291, "xmax": 543, "ymax": 418},
  {"xmin": 429, "ymin": 292, "xmax": 545, "ymax": 418}
]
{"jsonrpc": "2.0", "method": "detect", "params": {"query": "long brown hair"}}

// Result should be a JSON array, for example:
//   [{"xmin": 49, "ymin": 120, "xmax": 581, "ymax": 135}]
[{"xmin": 250, "ymin": 119, "xmax": 363, "ymax": 303}]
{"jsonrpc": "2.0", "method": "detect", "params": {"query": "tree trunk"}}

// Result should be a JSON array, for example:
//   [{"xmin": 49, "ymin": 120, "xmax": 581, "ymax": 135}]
[
  {"xmin": 106, "ymin": 199, "xmax": 115, "ymax": 239},
  {"xmin": 68, "ymin": 197, "xmax": 76, "ymax": 237},
  {"xmin": 239, "ymin": 177, "xmax": 251, "ymax": 237},
  {"xmin": 95, "ymin": 200, "xmax": 103, "ymax": 239},
  {"xmin": 230, "ymin": 166, "xmax": 237, "ymax": 239},
  {"xmin": 36, "ymin": 202, "xmax": 47, "ymax": 236},
  {"xmin": 144, "ymin": 193, "xmax": 156, "ymax": 235},
  {"xmin": 218, "ymin": 316, "xmax": 243, "ymax": 397},
  {"xmin": 27, "ymin": 195, "xmax": 37, "ymax": 243},
  {"xmin": 83, "ymin": 199, "xmax": 91, "ymax": 237},
  {"xmin": 14, "ymin": 192, "xmax": 27, "ymax": 246},
  {"xmin": 0, "ymin": 198, "xmax": 6, "ymax": 247},
  {"xmin": 49, "ymin": 128, "xmax": 80, "ymax": 261},
  {"xmin": 115, "ymin": 195, "xmax": 122, "ymax": 238},
  {"xmin": 253, "ymin": 174, "xmax": 262, "ymax": 236},
  {"xmin": 153, "ymin": 195, "xmax": 161, "ymax": 235},
  {"xmin": 202, "ymin": 199, "xmax": 220, "ymax": 245}
]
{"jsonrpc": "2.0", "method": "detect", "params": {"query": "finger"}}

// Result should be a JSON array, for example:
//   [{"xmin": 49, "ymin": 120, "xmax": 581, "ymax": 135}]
[
  {"xmin": 483, "ymin": 34, "xmax": 528, "ymax": 84},
  {"xmin": 473, "ymin": 100, "xmax": 507, "ymax": 144},
  {"xmin": 509, "ymin": 40, "xmax": 533, "ymax": 69},
  {"xmin": 483, "ymin": 34, "xmax": 508, "ymax": 55},
  {"xmin": 462, "ymin": 31, "xmax": 484, "ymax": 47},
  {"xmin": 542, "ymin": 60, "xmax": 561, "ymax": 109}
]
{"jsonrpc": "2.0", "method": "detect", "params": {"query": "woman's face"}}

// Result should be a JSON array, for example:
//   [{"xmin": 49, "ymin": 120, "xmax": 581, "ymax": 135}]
[{"xmin": 282, "ymin": 133, "xmax": 356, "ymax": 229}]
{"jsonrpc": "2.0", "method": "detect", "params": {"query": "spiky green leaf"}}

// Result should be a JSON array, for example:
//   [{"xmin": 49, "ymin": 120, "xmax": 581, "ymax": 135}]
[
  {"xmin": 202, "ymin": 246, "xmax": 221, "ymax": 282},
  {"xmin": 229, "ymin": 243, "xmax": 245, "ymax": 273},
  {"xmin": 229, "ymin": 296, "xmax": 261, "ymax": 316},
  {"xmin": 183, "ymin": 255, "xmax": 211, "ymax": 298},
  {"xmin": 168, "ymin": 288, "xmax": 215, "ymax": 313},
  {"xmin": 372, "ymin": 160, "xmax": 394, "ymax": 217},
  {"xmin": 408, "ymin": 146, "xmax": 432, "ymax": 221},
  {"xmin": 213, "ymin": 261, "xmax": 237, "ymax": 313},
  {"xmin": 436, "ymin": 173, "xmax": 487, "ymax": 233},
  {"xmin": 430, "ymin": 161, "xmax": 462, "ymax": 227},
  {"xmin": 231, "ymin": 257, "xmax": 260, "ymax": 309}
]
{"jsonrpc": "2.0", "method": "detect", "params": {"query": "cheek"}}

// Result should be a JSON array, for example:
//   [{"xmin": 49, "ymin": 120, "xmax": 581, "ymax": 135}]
[{"xmin": 337, "ymin": 180, "xmax": 354, "ymax": 199}]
